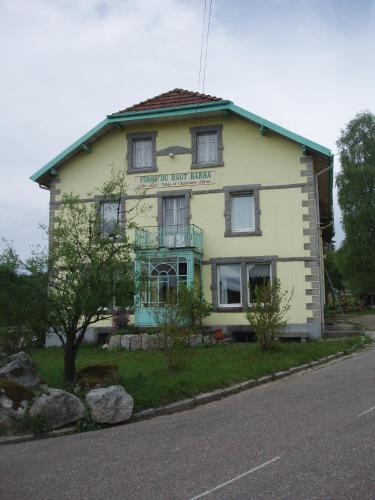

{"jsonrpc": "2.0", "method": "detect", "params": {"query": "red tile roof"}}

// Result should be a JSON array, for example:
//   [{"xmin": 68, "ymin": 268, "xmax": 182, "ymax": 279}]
[{"xmin": 111, "ymin": 88, "xmax": 224, "ymax": 115}]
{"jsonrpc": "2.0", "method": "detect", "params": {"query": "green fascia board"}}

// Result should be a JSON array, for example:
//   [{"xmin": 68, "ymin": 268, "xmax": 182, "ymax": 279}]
[
  {"xmin": 228, "ymin": 103, "xmax": 333, "ymax": 158},
  {"xmin": 30, "ymin": 100, "xmax": 333, "ymax": 183},
  {"xmin": 30, "ymin": 118, "xmax": 109, "ymax": 182}
]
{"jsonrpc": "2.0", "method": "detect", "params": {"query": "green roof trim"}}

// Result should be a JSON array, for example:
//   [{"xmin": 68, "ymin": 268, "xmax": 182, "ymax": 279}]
[
  {"xmin": 227, "ymin": 104, "xmax": 333, "ymax": 157},
  {"xmin": 30, "ymin": 100, "xmax": 332, "ymax": 183},
  {"xmin": 30, "ymin": 118, "xmax": 109, "ymax": 182}
]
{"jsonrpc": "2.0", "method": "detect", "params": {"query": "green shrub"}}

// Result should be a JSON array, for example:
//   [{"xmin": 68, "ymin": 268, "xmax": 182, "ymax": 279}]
[
  {"xmin": 246, "ymin": 279, "xmax": 293, "ymax": 351},
  {"xmin": 177, "ymin": 285, "xmax": 213, "ymax": 336}
]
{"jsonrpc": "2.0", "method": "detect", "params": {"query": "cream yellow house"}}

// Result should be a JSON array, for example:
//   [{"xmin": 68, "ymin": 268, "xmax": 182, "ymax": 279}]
[{"xmin": 31, "ymin": 89, "xmax": 333, "ymax": 340}]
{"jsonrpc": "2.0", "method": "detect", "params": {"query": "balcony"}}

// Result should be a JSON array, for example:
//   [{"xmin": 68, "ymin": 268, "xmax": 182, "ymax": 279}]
[{"xmin": 135, "ymin": 224, "xmax": 203, "ymax": 253}]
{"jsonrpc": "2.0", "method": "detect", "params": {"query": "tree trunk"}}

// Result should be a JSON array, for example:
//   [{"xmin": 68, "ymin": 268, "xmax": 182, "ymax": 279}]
[{"xmin": 63, "ymin": 340, "xmax": 77, "ymax": 382}]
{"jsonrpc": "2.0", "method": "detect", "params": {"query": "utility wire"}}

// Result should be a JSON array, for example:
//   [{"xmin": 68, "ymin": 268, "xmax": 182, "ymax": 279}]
[
  {"xmin": 202, "ymin": 0, "xmax": 213, "ymax": 94},
  {"xmin": 197, "ymin": 0, "xmax": 207, "ymax": 92}
]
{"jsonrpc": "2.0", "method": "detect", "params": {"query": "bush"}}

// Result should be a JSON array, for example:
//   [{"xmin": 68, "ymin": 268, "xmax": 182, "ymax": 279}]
[
  {"xmin": 0, "ymin": 327, "xmax": 35, "ymax": 355},
  {"xmin": 340, "ymin": 295, "xmax": 364, "ymax": 313},
  {"xmin": 153, "ymin": 291, "xmax": 189, "ymax": 371},
  {"xmin": 246, "ymin": 279, "xmax": 292, "ymax": 351},
  {"xmin": 12, "ymin": 407, "xmax": 47, "ymax": 436},
  {"xmin": 177, "ymin": 285, "xmax": 213, "ymax": 336}
]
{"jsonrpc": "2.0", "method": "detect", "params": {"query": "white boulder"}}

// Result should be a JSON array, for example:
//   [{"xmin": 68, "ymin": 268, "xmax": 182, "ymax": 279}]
[
  {"xmin": 86, "ymin": 385, "xmax": 133, "ymax": 424},
  {"xmin": 108, "ymin": 335, "xmax": 122, "ymax": 350}
]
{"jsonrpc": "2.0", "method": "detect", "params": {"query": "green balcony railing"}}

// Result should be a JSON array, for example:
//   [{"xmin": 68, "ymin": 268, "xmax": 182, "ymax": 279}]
[{"xmin": 135, "ymin": 224, "xmax": 203, "ymax": 253}]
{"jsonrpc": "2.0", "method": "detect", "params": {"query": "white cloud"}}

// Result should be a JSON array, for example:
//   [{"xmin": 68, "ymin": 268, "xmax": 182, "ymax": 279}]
[{"xmin": 0, "ymin": 0, "xmax": 374, "ymax": 256}]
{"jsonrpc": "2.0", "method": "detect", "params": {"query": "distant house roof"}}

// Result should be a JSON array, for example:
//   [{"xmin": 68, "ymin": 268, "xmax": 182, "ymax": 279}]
[{"xmin": 30, "ymin": 88, "xmax": 333, "ymax": 188}]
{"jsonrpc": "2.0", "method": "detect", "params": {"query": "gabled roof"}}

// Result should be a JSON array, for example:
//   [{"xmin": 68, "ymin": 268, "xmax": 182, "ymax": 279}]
[
  {"xmin": 30, "ymin": 89, "xmax": 333, "ymax": 186},
  {"xmin": 110, "ymin": 88, "xmax": 223, "ymax": 114}
]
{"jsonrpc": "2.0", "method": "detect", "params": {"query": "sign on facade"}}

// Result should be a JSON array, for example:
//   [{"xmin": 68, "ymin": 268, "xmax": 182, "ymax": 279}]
[{"xmin": 137, "ymin": 170, "xmax": 215, "ymax": 189}]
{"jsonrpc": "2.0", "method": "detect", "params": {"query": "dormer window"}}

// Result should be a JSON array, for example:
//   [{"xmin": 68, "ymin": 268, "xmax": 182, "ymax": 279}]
[
  {"xmin": 127, "ymin": 131, "xmax": 157, "ymax": 173},
  {"xmin": 190, "ymin": 125, "xmax": 224, "ymax": 168}
]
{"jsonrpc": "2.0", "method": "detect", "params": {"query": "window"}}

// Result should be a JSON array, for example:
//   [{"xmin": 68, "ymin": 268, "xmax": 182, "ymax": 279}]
[
  {"xmin": 197, "ymin": 132, "xmax": 218, "ymax": 164},
  {"xmin": 231, "ymin": 193, "xmax": 255, "ymax": 232},
  {"xmin": 190, "ymin": 125, "xmax": 223, "ymax": 167},
  {"xmin": 140, "ymin": 257, "xmax": 188, "ymax": 307},
  {"xmin": 127, "ymin": 131, "xmax": 157, "ymax": 173},
  {"xmin": 248, "ymin": 263, "xmax": 271, "ymax": 305},
  {"xmin": 218, "ymin": 264, "xmax": 242, "ymax": 307},
  {"xmin": 100, "ymin": 201, "xmax": 121, "ymax": 238},
  {"xmin": 224, "ymin": 185, "xmax": 261, "ymax": 237},
  {"xmin": 133, "ymin": 138, "xmax": 152, "ymax": 169},
  {"xmin": 162, "ymin": 196, "xmax": 187, "ymax": 246},
  {"xmin": 212, "ymin": 258, "xmax": 275, "ymax": 310}
]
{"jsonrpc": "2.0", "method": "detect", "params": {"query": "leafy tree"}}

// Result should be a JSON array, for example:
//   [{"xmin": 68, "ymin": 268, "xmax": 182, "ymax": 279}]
[
  {"xmin": 0, "ymin": 242, "xmax": 48, "ymax": 352},
  {"xmin": 245, "ymin": 279, "xmax": 292, "ymax": 351},
  {"xmin": 1, "ymin": 170, "xmax": 145, "ymax": 381},
  {"xmin": 336, "ymin": 112, "xmax": 375, "ymax": 293},
  {"xmin": 43, "ymin": 170, "xmax": 145, "ymax": 381}
]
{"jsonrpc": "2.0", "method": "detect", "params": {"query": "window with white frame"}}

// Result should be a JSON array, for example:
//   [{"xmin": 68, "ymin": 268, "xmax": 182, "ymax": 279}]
[
  {"xmin": 100, "ymin": 201, "xmax": 121, "ymax": 238},
  {"xmin": 231, "ymin": 193, "xmax": 255, "ymax": 232},
  {"xmin": 190, "ymin": 124, "xmax": 223, "ymax": 167},
  {"xmin": 133, "ymin": 138, "xmax": 152, "ymax": 169},
  {"xmin": 127, "ymin": 131, "xmax": 157, "ymax": 172},
  {"xmin": 218, "ymin": 264, "xmax": 242, "ymax": 307},
  {"xmin": 247, "ymin": 263, "xmax": 271, "ymax": 305},
  {"xmin": 197, "ymin": 131, "xmax": 218, "ymax": 164},
  {"xmin": 224, "ymin": 185, "xmax": 261, "ymax": 237}
]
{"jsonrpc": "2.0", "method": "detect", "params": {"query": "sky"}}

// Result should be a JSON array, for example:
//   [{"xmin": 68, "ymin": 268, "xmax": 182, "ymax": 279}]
[{"xmin": 0, "ymin": 0, "xmax": 374, "ymax": 258}]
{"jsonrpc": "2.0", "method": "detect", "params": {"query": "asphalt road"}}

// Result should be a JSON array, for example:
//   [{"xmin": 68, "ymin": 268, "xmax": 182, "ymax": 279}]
[{"xmin": 1, "ymin": 346, "xmax": 375, "ymax": 500}]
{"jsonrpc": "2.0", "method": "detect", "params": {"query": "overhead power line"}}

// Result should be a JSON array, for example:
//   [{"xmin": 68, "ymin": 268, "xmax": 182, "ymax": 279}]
[
  {"xmin": 197, "ymin": 0, "xmax": 213, "ymax": 94},
  {"xmin": 202, "ymin": 0, "xmax": 213, "ymax": 94}
]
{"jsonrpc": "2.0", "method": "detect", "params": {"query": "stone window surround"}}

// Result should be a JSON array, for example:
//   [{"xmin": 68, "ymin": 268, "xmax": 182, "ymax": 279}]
[
  {"xmin": 224, "ymin": 185, "xmax": 262, "ymax": 237},
  {"xmin": 156, "ymin": 189, "xmax": 192, "ymax": 228},
  {"xmin": 95, "ymin": 195, "xmax": 126, "ymax": 241},
  {"xmin": 211, "ymin": 256, "xmax": 277, "ymax": 312},
  {"xmin": 190, "ymin": 124, "xmax": 224, "ymax": 168},
  {"xmin": 126, "ymin": 131, "xmax": 158, "ymax": 174}
]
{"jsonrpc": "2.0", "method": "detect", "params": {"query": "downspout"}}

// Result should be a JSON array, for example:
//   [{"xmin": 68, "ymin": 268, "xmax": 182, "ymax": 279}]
[{"xmin": 314, "ymin": 158, "xmax": 334, "ymax": 335}]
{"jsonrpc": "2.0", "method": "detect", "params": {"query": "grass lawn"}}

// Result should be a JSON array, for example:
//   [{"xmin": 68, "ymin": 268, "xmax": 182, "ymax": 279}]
[{"xmin": 30, "ymin": 337, "xmax": 368, "ymax": 412}]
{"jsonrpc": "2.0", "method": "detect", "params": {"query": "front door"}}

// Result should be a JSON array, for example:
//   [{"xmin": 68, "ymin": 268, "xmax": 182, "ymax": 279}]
[{"xmin": 163, "ymin": 196, "xmax": 186, "ymax": 247}]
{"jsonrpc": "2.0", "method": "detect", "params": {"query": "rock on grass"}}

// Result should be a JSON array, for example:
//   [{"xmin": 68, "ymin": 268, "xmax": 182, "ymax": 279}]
[
  {"xmin": 86, "ymin": 385, "xmax": 133, "ymax": 424},
  {"xmin": 30, "ymin": 388, "xmax": 85, "ymax": 430}
]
